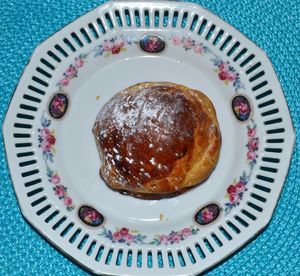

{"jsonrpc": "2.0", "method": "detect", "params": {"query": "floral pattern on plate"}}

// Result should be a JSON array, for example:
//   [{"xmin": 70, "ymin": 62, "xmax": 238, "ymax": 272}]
[
  {"xmin": 78, "ymin": 206, "xmax": 104, "ymax": 227},
  {"xmin": 51, "ymin": 34, "xmax": 245, "ymax": 122},
  {"xmin": 195, "ymin": 203, "xmax": 222, "ymax": 226},
  {"xmin": 149, "ymin": 226, "xmax": 199, "ymax": 245},
  {"xmin": 93, "ymin": 35, "xmax": 138, "ymax": 57},
  {"xmin": 211, "ymin": 58, "xmax": 245, "ymax": 92},
  {"xmin": 232, "ymin": 94, "xmax": 252, "ymax": 121},
  {"xmin": 48, "ymin": 93, "xmax": 69, "ymax": 119},
  {"xmin": 99, "ymin": 225, "xmax": 199, "ymax": 246},
  {"xmin": 38, "ymin": 114, "xmax": 75, "ymax": 211},
  {"xmin": 99, "ymin": 227, "xmax": 147, "ymax": 245},
  {"xmin": 41, "ymin": 35, "xmax": 257, "ymax": 219},
  {"xmin": 56, "ymin": 36, "xmax": 137, "ymax": 93},
  {"xmin": 48, "ymin": 36, "xmax": 138, "ymax": 120},
  {"xmin": 140, "ymin": 34, "xmax": 165, "ymax": 53},
  {"xmin": 57, "ymin": 54, "xmax": 88, "ymax": 89},
  {"xmin": 224, "ymin": 120, "xmax": 259, "ymax": 215},
  {"xmin": 171, "ymin": 36, "xmax": 210, "ymax": 54},
  {"xmin": 170, "ymin": 35, "xmax": 245, "ymax": 92}
]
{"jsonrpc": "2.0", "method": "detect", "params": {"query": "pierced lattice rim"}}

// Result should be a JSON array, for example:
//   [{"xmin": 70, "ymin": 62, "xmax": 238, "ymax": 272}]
[{"xmin": 3, "ymin": 1, "xmax": 295, "ymax": 275}]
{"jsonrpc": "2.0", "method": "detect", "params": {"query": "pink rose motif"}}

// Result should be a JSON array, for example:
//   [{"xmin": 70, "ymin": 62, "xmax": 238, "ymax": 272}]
[
  {"xmin": 194, "ymin": 44, "xmax": 203, "ymax": 54},
  {"xmin": 159, "ymin": 234, "xmax": 169, "ymax": 245},
  {"xmin": 120, "ymin": 227, "xmax": 129, "ymax": 236},
  {"xmin": 114, "ymin": 38, "xmax": 126, "ymax": 48},
  {"xmin": 111, "ymin": 46, "xmax": 121, "ymax": 54},
  {"xmin": 146, "ymin": 40, "xmax": 158, "ymax": 51},
  {"xmin": 181, "ymin": 228, "xmax": 192, "ymax": 237},
  {"xmin": 218, "ymin": 63, "xmax": 229, "ymax": 72},
  {"xmin": 75, "ymin": 58, "xmax": 84, "ymax": 68},
  {"xmin": 182, "ymin": 37, "xmax": 193, "ymax": 49},
  {"xmin": 227, "ymin": 185, "xmax": 236, "ymax": 194},
  {"xmin": 218, "ymin": 71, "xmax": 227, "ymax": 81},
  {"xmin": 47, "ymin": 135, "xmax": 56, "ymax": 145},
  {"xmin": 55, "ymin": 186, "xmax": 65, "ymax": 197},
  {"xmin": 60, "ymin": 78, "xmax": 69, "ymax": 87},
  {"xmin": 229, "ymin": 193, "xmax": 240, "ymax": 204},
  {"xmin": 238, "ymin": 102, "xmax": 250, "ymax": 115},
  {"xmin": 50, "ymin": 175, "xmax": 60, "ymax": 185},
  {"xmin": 52, "ymin": 97, "xmax": 64, "ymax": 110},
  {"xmin": 40, "ymin": 128, "xmax": 50, "ymax": 138},
  {"xmin": 41, "ymin": 141, "xmax": 51, "ymax": 152},
  {"xmin": 247, "ymin": 150, "xmax": 256, "ymax": 160},
  {"xmin": 112, "ymin": 231, "xmax": 122, "ymax": 241},
  {"xmin": 248, "ymin": 128, "xmax": 256, "ymax": 137},
  {"xmin": 103, "ymin": 41, "xmax": 113, "ymax": 51},
  {"xmin": 64, "ymin": 197, "xmax": 73, "ymax": 206},
  {"xmin": 235, "ymin": 182, "xmax": 246, "ymax": 192},
  {"xmin": 65, "ymin": 66, "xmax": 77, "ymax": 77},
  {"xmin": 226, "ymin": 71, "xmax": 237, "ymax": 81},
  {"xmin": 202, "ymin": 210, "xmax": 214, "ymax": 223},
  {"xmin": 124, "ymin": 233, "xmax": 134, "ymax": 244},
  {"xmin": 172, "ymin": 36, "xmax": 181, "ymax": 45},
  {"xmin": 87, "ymin": 210, "xmax": 99, "ymax": 221},
  {"xmin": 170, "ymin": 233, "xmax": 181, "ymax": 243},
  {"xmin": 249, "ymin": 139, "xmax": 259, "ymax": 151}
]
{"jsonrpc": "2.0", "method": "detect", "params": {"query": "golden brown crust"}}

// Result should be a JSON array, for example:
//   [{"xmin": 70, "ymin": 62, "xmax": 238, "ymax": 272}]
[{"xmin": 93, "ymin": 82, "xmax": 221, "ymax": 199}]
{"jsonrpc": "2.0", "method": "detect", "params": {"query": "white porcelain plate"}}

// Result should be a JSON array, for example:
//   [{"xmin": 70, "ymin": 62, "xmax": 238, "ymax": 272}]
[{"xmin": 3, "ymin": 1, "xmax": 295, "ymax": 275}]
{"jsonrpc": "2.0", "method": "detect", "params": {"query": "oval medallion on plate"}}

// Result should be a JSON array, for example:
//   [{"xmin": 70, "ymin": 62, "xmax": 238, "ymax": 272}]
[
  {"xmin": 195, "ymin": 203, "xmax": 221, "ymax": 226},
  {"xmin": 48, "ymin": 93, "xmax": 69, "ymax": 119},
  {"xmin": 78, "ymin": 205, "xmax": 104, "ymax": 227},
  {"xmin": 232, "ymin": 95, "xmax": 252, "ymax": 122},
  {"xmin": 140, "ymin": 34, "xmax": 165, "ymax": 53}
]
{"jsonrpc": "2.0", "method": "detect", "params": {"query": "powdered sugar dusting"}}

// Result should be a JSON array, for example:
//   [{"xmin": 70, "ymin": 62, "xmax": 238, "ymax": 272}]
[
  {"xmin": 94, "ymin": 83, "xmax": 197, "ymax": 188},
  {"xmin": 96, "ymin": 86, "xmax": 191, "ymax": 140},
  {"xmin": 150, "ymin": 157, "xmax": 156, "ymax": 165}
]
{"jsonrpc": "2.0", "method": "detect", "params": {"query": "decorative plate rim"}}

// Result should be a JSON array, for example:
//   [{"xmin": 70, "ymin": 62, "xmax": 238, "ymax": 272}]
[{"xmin": 2, "ymin": 1, "xmax": 295, "ymax": 275}]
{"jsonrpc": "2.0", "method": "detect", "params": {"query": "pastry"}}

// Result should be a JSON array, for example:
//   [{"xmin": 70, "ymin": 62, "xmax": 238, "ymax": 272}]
[{"xmin": 93, "ymin": 82, "xmax": 221, "ymax": 199}]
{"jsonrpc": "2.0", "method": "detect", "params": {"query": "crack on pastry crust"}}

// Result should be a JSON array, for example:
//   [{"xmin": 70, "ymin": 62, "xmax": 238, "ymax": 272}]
[{"xmin": 93, "ymin": 82, "xmax": 221, "ymax": 199}]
